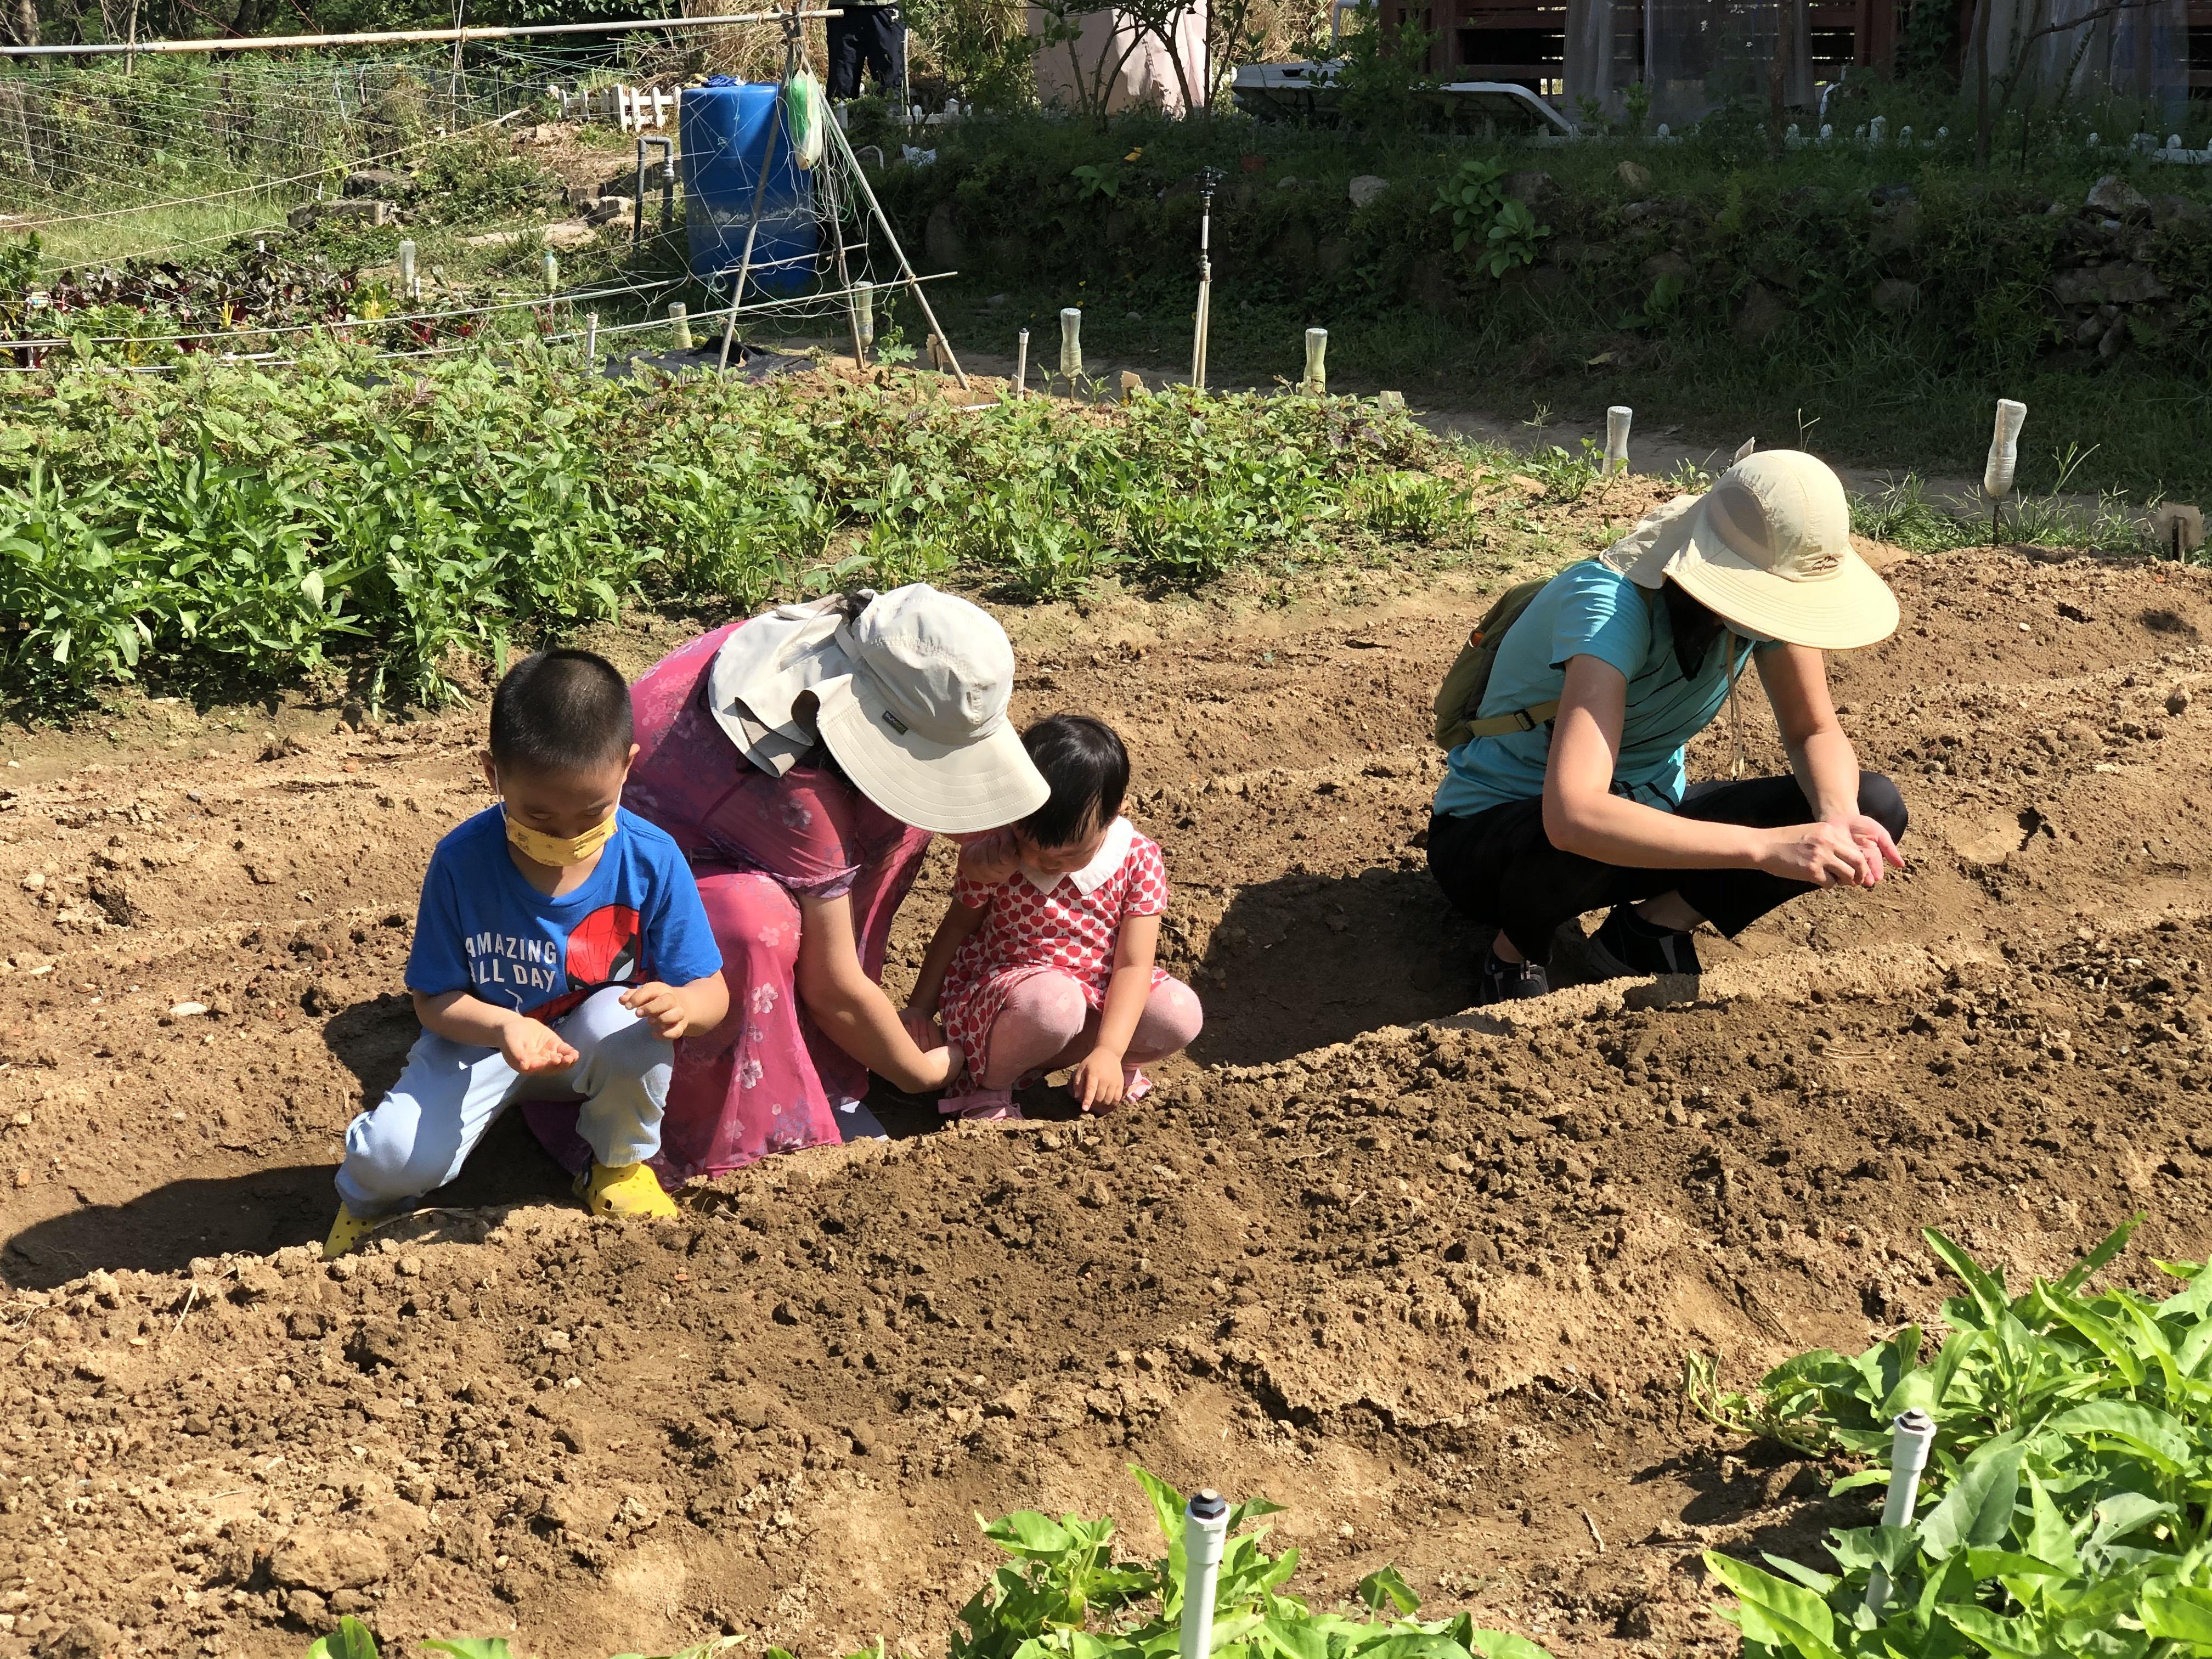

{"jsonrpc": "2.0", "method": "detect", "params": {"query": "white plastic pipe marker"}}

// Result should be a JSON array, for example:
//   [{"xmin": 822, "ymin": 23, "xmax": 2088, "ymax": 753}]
[
  {"xmin": 1862, "ymin": 1408, "xmax": 1937, "ymax": 1617},
  {"xmin": 1013, "ymin": 327, "xmax": 1030, "ymax": 399},
  {"xmin": 1604, "ymin": 406, "xmax": 1632, "ymax": 473},
  {"xmin": 1304, "ymin": 328, "xmax": 1327, "ymax": 396},
  {"xmin": 853, "ymin": 280, "xmax": 876, "ymax": 352},
  {"xmin": 1060, "ymin": 307, "xmax": 1083, "ymax": 379},
  {"xmin": 1181, "ymin": 1489, "xmax": 1231, "ymax": 1659},
  {"xmin": 1984, "ymin": 399, "xmax": 2027, "ymax": 499}
]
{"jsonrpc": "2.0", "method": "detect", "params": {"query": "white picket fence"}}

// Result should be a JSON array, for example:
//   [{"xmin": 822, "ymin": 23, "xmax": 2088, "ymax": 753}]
[{"xmin": 556, "ymin": 83, "xmax": 674, "ymax": 131}]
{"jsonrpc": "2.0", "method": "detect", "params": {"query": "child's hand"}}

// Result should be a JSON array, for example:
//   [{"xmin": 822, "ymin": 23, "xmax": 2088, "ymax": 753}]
[
  {"xmin": 1069, "ymin": 1047, "xmax": 1126, "ymax": 1113},
  {"xmin": 956, "ymin": 828, "xmax": 1022, "ymax": 886},
  {"xmin": 503, "ymin": 1017, "xmax": 579, "ymax": 1075},
  {"xmin": 620, "ymin": 981, "xmax": 696, "ymax": 1041},
  {"xmin": 900, "ymin": 1005, "xmax": 941, "ymax": 1051}
]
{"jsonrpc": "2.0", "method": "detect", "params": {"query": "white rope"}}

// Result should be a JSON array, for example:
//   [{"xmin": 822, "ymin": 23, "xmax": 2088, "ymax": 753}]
[
  {"xmin": 5, "ymin": 274, "xmax": 684, "ymax": 348},
  {"xmin": 9, "ymin": 107, "xmax": 520, "ymax": 229}
]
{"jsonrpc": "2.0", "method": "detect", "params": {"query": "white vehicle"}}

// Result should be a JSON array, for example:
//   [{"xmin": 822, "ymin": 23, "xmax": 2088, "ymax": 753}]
[{"xmin": 1229, "ymin": 0, "xmax": 1575, "ymax": 133}]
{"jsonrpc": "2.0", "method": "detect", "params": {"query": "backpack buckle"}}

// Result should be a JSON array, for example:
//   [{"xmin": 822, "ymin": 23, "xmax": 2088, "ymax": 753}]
[{"xmin": 1510, "ymin": 709, "xmax": 1539, "ymax": 732}]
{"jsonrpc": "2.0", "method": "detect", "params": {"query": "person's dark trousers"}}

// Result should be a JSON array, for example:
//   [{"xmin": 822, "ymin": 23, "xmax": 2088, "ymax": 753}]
[
  {"xmin": 1426, "ymin": 772, "xmax": 1908, "ymax": 961},
  {"xmin": 828, "ymin": 2, "xmax": 906, "ymax": 99}
]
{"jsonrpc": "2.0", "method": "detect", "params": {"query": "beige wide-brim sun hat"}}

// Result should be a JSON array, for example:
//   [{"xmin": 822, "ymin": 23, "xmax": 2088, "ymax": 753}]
[
  {"xmin": 811, "ymin": 585, "xmax": 1050, "ymax": 836},
  {"xmin": 1600, "ymin": 449, "xmax": 1900, "ymax": 651}
]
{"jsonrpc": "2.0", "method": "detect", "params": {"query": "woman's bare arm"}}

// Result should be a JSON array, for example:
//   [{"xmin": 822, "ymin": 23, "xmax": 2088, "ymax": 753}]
[
  {"xmin": 1757, "ymin": 645, "xmax": 1904, "ymax": 883},
  {"xmin": 907, "ymin": 899, "xmax": 986, "ymax": 1018},
  {"xmin": 793, "ymin": 890, "xmax": 959, "ymax": 1093},
  {"xmin": 1541, "ymin": 652, "xmax": 1876, "ymax": 884}
]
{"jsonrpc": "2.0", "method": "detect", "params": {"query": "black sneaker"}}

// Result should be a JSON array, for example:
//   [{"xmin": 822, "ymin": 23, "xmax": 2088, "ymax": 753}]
[
  {"xmin": 1475, "ymin": 946, "xmax": 1549, "ymax": 1005},
  {"xmin": 1593, "ymin": 904, "xmax": 1703, "ymax": 977}
]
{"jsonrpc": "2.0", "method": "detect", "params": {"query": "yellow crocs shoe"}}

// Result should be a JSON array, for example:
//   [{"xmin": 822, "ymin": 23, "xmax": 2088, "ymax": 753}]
[
  {"xmin": 575, "ymin": 1160, "xmax": 678, "ymax": 1220},
  {"xmin": 323, "ymin": 1204, "xmax": 382, "ymax": 1260}
]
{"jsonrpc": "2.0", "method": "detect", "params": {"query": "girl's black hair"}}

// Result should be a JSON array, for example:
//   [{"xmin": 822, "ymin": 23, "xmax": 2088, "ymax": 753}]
[
  {"xmin": 1662, "ymin": 578, "xmax": 1729, "ymax": 678},
  {"xmin": 1018, "ymin": 714, "xmax": 1128, "ymax": 849}
]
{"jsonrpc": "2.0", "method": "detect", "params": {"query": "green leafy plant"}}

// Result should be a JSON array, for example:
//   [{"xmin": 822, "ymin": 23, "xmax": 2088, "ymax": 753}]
[
  {"xmin": 301, "ymin": 1616, "xmax": 741, "ymax": 1658},
  {"xmin": 1479, "ymin": 199, "xmax": 1550, "ymax": 279},
  {"xmin": 1325, "ymin": 15, "xmax": 1439, "ymax": 136},
  {"xmin": 1432, "ymin": 160, "xmax": 1548, "ymax": 279},
  {"xmin": 950, "ymin": 1465, "xmax": 1553, "ymax": 1659},
  {"xmin": 1349, "ymin": 468, "xmax": 1471, "ymax": 544},
  {"xmin": 1433, "ymin": 160, "xmax": 1509, "ymax": 253},
  {"xmin": 295, "ymin": 1475, "xmax": 1555, "ymax": 1659},
  {"xmin": 0, "ymin": 350, "xmax": 1445, "ymax": 709},
  {"xmin": 1695, "ymin": 1216, "xmax": 2212, "ymax": 1658},
  {"xmin": 1622, "ymin": 80, "xmax": 1652, "ymax": 134},
  {"xmin": 1071, "ymin": 162, "xmax": 1123, "ymax": 201}
]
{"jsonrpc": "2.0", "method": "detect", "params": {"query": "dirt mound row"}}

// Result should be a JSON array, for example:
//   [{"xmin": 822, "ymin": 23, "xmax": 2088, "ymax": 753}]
[
  {"xmin": 4, "ymin": 547, "xmax": 2212, "ymax": 1659},
  {"xmin": 9, "ymin": 905, "xmax": 2212, "ymax": 1659}
]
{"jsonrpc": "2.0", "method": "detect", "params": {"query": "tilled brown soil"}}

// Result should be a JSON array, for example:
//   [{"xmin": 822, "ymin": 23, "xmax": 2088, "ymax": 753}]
[{"xmin": 5, "ymin": 543, "xmax": 2212, "ymax": 1659}]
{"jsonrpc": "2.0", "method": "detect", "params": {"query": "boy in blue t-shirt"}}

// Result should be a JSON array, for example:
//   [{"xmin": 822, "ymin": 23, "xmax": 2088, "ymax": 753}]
[{"xmin": 327, "ymin": 648, "xmax": 729, "ymax": 1258}]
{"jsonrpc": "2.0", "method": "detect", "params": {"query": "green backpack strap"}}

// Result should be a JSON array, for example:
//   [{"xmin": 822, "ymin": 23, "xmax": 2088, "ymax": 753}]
[{"xmin": 1460, "ymin": 698, "xmax": 1560, "ymax": 738}]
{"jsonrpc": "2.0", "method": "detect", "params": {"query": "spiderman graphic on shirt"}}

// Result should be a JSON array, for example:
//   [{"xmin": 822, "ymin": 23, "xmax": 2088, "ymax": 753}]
[{"xmin": 525, "ymin": 905, "xmax": 645, "ymax": 1025}]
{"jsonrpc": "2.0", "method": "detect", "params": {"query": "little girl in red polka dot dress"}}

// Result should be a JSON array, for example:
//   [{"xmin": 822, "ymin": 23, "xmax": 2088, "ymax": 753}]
[{"xmin": 905, "ymin": 714, "xmax": 1203, "ymax": 1121}]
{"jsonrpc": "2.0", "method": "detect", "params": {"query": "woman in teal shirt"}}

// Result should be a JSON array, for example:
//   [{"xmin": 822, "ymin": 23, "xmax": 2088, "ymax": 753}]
[{"xmin": 1427, "ymin": 449, "xmax": 1908, "ymax": 1005}]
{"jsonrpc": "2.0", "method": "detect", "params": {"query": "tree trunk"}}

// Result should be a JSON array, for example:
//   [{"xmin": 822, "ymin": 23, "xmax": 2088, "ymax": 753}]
[
  {"xmin": 0, "ymin": 0, "xmax": 38, "ymax": 48},
  {"xmin": 1967, "ymin": 0, "xmax": 1992, "ymax": 168}
]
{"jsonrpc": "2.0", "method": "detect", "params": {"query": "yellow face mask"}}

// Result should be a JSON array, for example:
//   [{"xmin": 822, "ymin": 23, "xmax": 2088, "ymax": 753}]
[{"xmin": 504, "ymin": 808, "xmax": 618, "ymax": 868}]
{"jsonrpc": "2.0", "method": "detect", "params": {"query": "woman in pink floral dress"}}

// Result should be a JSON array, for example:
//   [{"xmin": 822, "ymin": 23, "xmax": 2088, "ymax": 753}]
[{"xmin": 523, "ymin": 586, "xmax": 1047, "ymax": 1183}]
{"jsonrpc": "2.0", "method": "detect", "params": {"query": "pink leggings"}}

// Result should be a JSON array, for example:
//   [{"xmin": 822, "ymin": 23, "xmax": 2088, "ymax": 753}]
[{"xmin": 979, "ymin": 973, "xmax": 1204, "ymax": 1089}]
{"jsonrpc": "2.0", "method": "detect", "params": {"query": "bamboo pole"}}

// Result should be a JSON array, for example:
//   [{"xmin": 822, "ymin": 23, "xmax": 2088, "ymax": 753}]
[
  {"xmin": 822, "ymin": 109, "xmax": 969, "ymax": 389},
  {"xmin": 0, "ymin": 10, "xmax": 839, "ymax": 55},
  {"xmin": 716, "ymin": 76, "xmax": 788, "ymax": 375}
]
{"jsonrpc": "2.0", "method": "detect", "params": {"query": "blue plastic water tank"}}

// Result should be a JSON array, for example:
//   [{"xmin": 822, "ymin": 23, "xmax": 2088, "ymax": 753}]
[{"xmin": 679, "ymin": 77, "xmax": 817, "ymax": 297}]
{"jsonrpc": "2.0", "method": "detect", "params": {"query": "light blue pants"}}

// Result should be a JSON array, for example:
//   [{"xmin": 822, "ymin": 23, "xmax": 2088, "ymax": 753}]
[{"xmin": 336, "ymin": 986, "xmax": 672, "ymax": 1217}]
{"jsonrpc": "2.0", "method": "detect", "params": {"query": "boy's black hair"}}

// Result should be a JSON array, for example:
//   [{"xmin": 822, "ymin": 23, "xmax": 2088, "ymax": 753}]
[
  {"xmin": 1018, "ymin": 714, "xmax": 1129, "ymax": 849},
  {"xmin": 488, "ymin": 648, "xmax": 634, "ymax": 774}
]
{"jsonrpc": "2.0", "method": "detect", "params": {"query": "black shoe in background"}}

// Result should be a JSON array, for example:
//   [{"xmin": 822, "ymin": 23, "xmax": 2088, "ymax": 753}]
[
  {"xmin": 1593, "ymin": 904, "xmax": 1703, "ymax": 977},
  {"xmin": 1474, "ymin": 946, "xmax": 1549, "ymax": 1005}
]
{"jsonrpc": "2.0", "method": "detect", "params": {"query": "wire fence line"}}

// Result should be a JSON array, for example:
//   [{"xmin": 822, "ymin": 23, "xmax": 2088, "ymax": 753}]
[
  {"xmin": 0, "ymin": 41, "xmax": 689, "ymax": 221},
  {"xmin": 0, "ymin": 30, "xmax": 965, "ymax": 391},
  {"xmin": 5, "ymin": 271, "xmax": 686, "ymax": 349}
]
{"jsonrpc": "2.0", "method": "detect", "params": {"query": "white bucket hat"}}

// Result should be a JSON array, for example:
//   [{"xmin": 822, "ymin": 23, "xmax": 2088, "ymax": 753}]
[
  {"xmin": 810, "ymin": 586, "xmax": 1049, "ymax": 834},
  {"xmin": 1601, "ymin": 449, "xmax": 1899, "ymax": 651}
]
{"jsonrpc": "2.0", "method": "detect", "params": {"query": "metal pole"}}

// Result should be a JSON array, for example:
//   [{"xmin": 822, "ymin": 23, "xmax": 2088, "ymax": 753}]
[
  {"xmin": 1180, "ymin": 1491, "xmax": 1231, "ymax": 1659},
  {"xmin": 1863, "ymin": 1409, "xmax": 1938, "ymax": 1617},
  {"xmin": 717, "ymin": 82, "xmax": 788, "ymax": 373},
  {"xmin": 0, "ymin": 9, "xmax": 843, "ymax": 53},
  {"xmin": 821, "ymin": 104, "xmax": 969, "ymax": 388},
  {"xmin": 1013, "ymin": 326, "xmax": 1028, "ymax": 398},
  {"xmin": 1190, "ymin": 167, "xmax": 1220, "ymax": 392}
]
